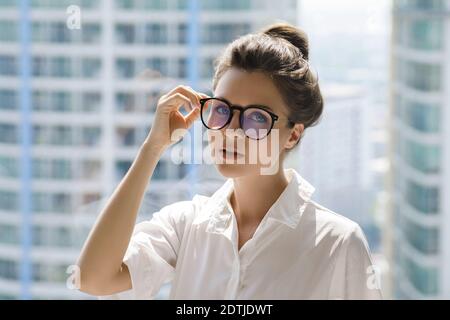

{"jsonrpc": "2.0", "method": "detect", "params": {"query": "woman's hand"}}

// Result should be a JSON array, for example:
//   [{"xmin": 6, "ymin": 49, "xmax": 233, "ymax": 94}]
[{"xmin": 145, "ymin": 85, "xmax": 210, "ymax": 151}]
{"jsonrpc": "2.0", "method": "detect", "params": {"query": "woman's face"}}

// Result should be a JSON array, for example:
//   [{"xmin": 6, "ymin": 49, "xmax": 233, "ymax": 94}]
[{"xmin": 207, "ymin": 68, "xmax": 303, "ymax": 178}]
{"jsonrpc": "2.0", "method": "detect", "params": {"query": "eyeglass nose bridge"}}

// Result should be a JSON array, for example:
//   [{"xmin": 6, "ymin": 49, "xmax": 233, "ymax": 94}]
[{"xmin": 226, "ymin": 105, "xmax": 246, "ymax": 129}]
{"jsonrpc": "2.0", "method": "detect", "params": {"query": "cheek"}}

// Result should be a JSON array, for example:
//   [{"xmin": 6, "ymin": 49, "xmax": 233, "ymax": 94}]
[
  {"xmin": 266, "ymin": 127, "xmax": 289, "ymax": 152},
  {"xmin": 207, "ymin": 131, "xmax": 219, "ymax": 150}
]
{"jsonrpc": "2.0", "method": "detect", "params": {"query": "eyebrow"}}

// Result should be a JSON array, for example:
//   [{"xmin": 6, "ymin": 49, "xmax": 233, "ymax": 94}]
[{"xmin": 214, "ymin": 96, "xmax": 274, "ymax": 112}]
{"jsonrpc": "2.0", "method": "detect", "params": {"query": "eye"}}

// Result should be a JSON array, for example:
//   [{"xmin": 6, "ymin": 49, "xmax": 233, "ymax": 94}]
[
  {"xmin": 248, "ymin": 111, "xmax": 268, "ymax": 123},
  {"xmin": 215, "ymin": 105, "xmax": 230, "ymax": 115}
]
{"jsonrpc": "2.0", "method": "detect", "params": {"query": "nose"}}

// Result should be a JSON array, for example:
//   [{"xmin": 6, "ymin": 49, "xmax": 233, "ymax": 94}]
[{"xmin": 227, "ymin": 109, "xmax": 241, "ymax": 130}]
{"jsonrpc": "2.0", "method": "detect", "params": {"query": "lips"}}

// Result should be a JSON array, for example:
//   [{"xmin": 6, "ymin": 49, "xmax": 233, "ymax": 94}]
[{"xmin": 220, "ymin": 148, "xmax": 244, "ymax": 157}]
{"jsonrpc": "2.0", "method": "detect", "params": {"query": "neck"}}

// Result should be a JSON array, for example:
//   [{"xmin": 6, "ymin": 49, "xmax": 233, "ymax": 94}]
[{"xmin": 230, "ymin": 166, "xmax": 289, "ymax": 225}]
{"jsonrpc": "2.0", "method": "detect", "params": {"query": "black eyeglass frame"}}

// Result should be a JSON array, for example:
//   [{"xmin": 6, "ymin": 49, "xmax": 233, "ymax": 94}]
[{"xmin": 199, "ymin": 97, "xmax": 285, "ymax": 140}]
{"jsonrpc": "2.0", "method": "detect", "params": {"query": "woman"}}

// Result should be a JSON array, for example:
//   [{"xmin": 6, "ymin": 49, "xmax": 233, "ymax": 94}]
[{"xmin": 77, "ymin": 22, "xmax": 382, "ymax": 300}]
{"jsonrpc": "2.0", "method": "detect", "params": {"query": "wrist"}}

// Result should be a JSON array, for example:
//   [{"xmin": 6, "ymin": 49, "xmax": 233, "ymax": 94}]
[{"xmin": 141, "ymin": 137, "xmax": 167, "ymax": 157}]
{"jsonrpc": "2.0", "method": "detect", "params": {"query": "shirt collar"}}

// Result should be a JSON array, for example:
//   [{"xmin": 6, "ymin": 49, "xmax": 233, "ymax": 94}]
[{"xmin": 198, "ymin": 168, "xmax": 315, "ymax": 234}]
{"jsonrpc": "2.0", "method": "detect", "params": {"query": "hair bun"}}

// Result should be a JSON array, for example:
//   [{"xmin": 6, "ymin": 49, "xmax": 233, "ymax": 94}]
[{"xmin": 260, "ymin": 22, "xmax": 309, "ymax": 61}]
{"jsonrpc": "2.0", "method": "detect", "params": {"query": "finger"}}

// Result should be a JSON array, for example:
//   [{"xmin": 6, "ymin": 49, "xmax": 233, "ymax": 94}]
[
  {"xmin": 184, "ymin": 106, "xmax": 201, "ymax": 128},
  {"xmin": 160, "ymin": 92, "xmax": 193, "ymax": 114},
  {"xmin": 177, "ymin": 85, "xmax": 203, "ymax": 109},
  {"xmin": 165, "ymin": 85, "xmax": 198, "ymax": 111}
]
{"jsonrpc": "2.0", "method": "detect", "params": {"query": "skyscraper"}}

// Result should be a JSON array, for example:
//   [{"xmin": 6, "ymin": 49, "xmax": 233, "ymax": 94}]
[
  {"xmin": 292, "ymin": 84, "xmax": 373, "ymax": 231},
  {"xmin": 390, "ymin": 0, "xmax": 450, "ymax": 299},
  {"xmin": 0, "ymin": 0, "xmax": 298, "ymax": 299}
]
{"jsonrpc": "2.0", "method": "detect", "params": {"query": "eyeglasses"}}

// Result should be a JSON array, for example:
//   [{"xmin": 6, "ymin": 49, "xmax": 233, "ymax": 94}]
[{"xmin": 199, "ymin": 97, "xmax": 288, "ymax": 140}]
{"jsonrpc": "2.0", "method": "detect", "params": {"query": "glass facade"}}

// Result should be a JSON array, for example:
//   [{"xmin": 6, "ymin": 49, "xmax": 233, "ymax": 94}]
[
  {"xmin": 393, "ymin": 0, "xmax": 447, "ymax": 298},
  {"xmin": 394, "ymin": 0, "xmax": 445, "ymax": 10},
  {"xmin": 405, "ymin": 257, "xmax": 439, "ymax": 295},
  {"xmin": 398, "ymin": 60, "xmax": 441, "ymax": 92},
  {"xmin": 403, "ymin": 139, "xmax": 440, "ymax": 174},
  {"xmin": 405, "ymin": 179, "xmax": 439, "ymax": 214}
]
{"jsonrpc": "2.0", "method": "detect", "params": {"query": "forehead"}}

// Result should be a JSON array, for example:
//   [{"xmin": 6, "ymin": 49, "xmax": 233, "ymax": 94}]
[{"xmin": 214, "ymin": 68, "xmax": 285, "ymax": 109}]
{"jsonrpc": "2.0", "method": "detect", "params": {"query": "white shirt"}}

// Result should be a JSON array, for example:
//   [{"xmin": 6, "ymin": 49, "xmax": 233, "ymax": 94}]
[{"xmin": 99, "ymin": 168, "xmax": 382, "ymax": 300}]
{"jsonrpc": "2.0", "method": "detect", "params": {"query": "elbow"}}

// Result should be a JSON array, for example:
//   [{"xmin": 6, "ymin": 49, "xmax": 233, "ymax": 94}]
[
  {"xmin": 77, "ymin": 274, "xmax": 112, "ymax": 297},
  {"xmin": 73, "ymin": 262, "xmax": 112, "ymax": 296}
]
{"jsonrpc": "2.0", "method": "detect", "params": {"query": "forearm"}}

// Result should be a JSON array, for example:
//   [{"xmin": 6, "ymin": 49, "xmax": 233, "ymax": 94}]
[{"xmin": 76, "ymin": 138, "xmax": 165, "ymax": 292}]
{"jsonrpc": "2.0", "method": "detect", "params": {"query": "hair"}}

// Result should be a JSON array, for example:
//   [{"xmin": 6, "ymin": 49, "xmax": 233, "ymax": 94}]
[{"xmin": 212, "ymin": 21, "xmax": 324, "ymax": 148}]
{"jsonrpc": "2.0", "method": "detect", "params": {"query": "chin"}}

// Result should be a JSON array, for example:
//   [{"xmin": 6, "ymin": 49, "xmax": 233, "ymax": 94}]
[{"xmin": 214, "ymin": 163, "xmax": 261, "ymax": 178}]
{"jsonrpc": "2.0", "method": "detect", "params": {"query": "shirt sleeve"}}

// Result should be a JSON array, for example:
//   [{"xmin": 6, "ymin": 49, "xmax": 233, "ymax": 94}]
[
  {"xmin": 342, "ymin": 223, "xmax": 383, "ymax": 300},
  {"xmin": 98, "ymin": 200, "xmax": 193, "ymax": 300}
]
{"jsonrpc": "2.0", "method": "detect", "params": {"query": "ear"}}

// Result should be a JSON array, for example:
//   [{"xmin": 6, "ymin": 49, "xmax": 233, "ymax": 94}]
[{"xmin": 284, "ymin": 123, "xmax": 304, "ymax": 150}]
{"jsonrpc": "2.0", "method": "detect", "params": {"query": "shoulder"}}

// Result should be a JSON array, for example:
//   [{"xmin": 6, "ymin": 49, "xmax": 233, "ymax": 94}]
[
  {"xmin": 148, "ymin": 194, "xmax": 210, "ymax": 223},
  {"xmin": 303, "ymin": 200, "xmax": 368, "ymax": 249}
]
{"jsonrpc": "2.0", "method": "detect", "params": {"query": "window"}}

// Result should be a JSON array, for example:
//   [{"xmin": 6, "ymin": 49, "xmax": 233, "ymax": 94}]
[
  {"xmin": 153, "ymin": 160, "xmax": 167, "ymax": 180},
  {"xmin": 201, "ymin": 57, "xmax": 215, "ymax": 78},
  {"xmin": 0, "ymin": 224, "xmax": 19, "ymax": 244},
  {"xmin": 82, "ymin": 92, "xmax": 101, "ymax": 112},
  {"xmin": 49, "ymin": 57, "xmax": 72, "ymax": 78},
  {"xmin": 395, "ymin": 0, "xmax": 444, "ymax": 10},
  {"xmin": 54, "ymin": 226, "xmax": 72, "ymax": 247},
  {"xmin": 32, "ymin": 192, "xmax": 50, "ymax": 213},
  {"xmin": 0, "ymin": 21, "xmax": 17, "ymax": 42},
  {"xmin": 32, "ymin": 225, "xmax": 46, "ymax": 246},
  {"xmin": 0, "ymin": 259, "xmax": 18, "ymax": 280},
  {"xmin": 82, "ymin": 23, "xmax": 101, "ymax": 43},
  {"xmin": 177, "ymin": 23, "xmax": 187, "ymax": 44},
  {"xmin": 33, "ymin": 159, "xmax": 51, "ymax": 179},
  {"xmin": 143, "ymin": 0, "xmax": 167, "ymax": 10},
  {"xmin": 0, "ymin": 156, "xmax": 18, "ymax": 178},
  {"xmin": 116, "ymin": 127, "xmax": 136, "ymax": 146},
  {"xmin": 402, "ymin": 60, "xmax": 441, "ymax": 92},
  {"xmin": 145, "ymin": 57, "xmax": 168, "ymax": 76},
  {"xmin": 51, "ymin": 159, "xmax": 72, "ymax": 180},
  {"xmin": 407, "ymin": 19, "xmax": 443, "ymax": 51},
  {"xmin": 403, "ymin": 98, "xmax": 440, "ymax": 133},
  {"xmin": 116, "ymin": 160, "xmax": 132, "ymax": 180},
  {"xmin": 116, "ymin": 92, "xmax": 135, "ymax": 112},
  {"xmin": 82, "ymin": 58, "xmax": 101, "ymax": 78},
  {"xmin": 176, "ymin": 57, "xmax": 187, "ymax": 78},
  {"xmin": 0, "ymin": 123, "xmax": 18, "ymax": 143},
  {"xmin": 200, "ymin": 0, "xmax": 251, "ymax": 10},
  {"xmin": 51, "ymin": 126, "xmax": 72, "ymax": 145},
  {"xmin": 403, "ymin": 255, "xmax": 438, "ymax": 295},
  {"xmin": 0, "ymin": 55, "xmax": 17, "ymax": 76},
  {"xmin": 116, "ymin": 58, "xmax": 135, "ymax": 78},
  {"xmin": 116, "ymin": 24, "xmax": 135, "ymax": 44},
  {"xmin": 403, "ymin": 139, "xmax": 440, "ymax": 174},
  {"xmin": 0, "ymin": 190, "xmax": 18, "ymax": 210},
  {"xmin": 0, "ymin": 0, "xmax": 16, "ymax": 7},
  {"xmin": 0, "ymin": 89, "xmax": 17, "ymax": 110},
  {"xmin": 32, "ymin": 91, "xmax": 49, "ymax": 111},
  {"xmin": 144, "ymin": 23, "xmax": 167, "ymax": 44},
  {"xmin": 80, "ymin": 160, "xmax": 101, "ymax": 179},
  {"xmin": 51, "ymin": 91, "xmax": 72, "ymax": 112},
  {"xmin": 32, "ymin": 125, "xmax": 50, "ymax": 145},
  {"xmin": 32, "ymin": 56, "xmax": 48, "ymax": 77},
  {"xmin": 32, "ymin": 22, "xmax": 48, "ymax": 42},
  {"xmin": 33, "ymin": 262, "xmax": 69, "ymax": 283},
  {"xmin": 406, "ymin": 180, "xmax": 439, "ymax": 214},
  {"xmin": 202, "ymin": 23, "xmax": 251, "ymax": 44},
  {"xmin": 115, "ymin": 0, "xmax": 134, "ymax": 9},
  {"xmin": 401, "ymin": 215, "xmax": 439, "ymax": 254},
  {"xmin": 82, "ymin": 126, "xmax": 101, "ymax": 146},
  {"xmin": 49, "ymin": 22, "xmax": 70, "ymax": 43},
  {"xmin": 53, "ymin": 193, "xmax": 71, "ymax": 213}
]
